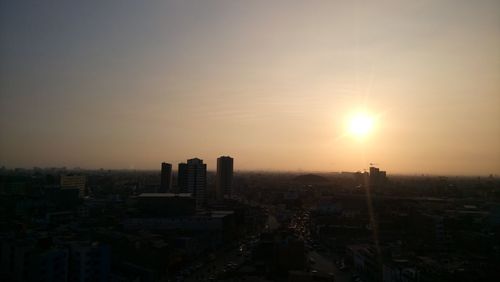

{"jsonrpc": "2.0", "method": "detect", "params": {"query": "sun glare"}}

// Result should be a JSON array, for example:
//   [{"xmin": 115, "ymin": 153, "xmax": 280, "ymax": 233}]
[{"xmin": 348, "ymin": 113, "xmax": 374, "ymax": 138}]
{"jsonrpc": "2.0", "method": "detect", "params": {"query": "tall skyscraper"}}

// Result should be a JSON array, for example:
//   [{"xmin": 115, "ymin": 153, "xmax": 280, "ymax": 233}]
[
  {"xmin": 159, "ymin": 162, "xmax": 172, "ymax": 193},
  {"xmin": 186, "ymin": 158, "xmax": 207, "ymax": 208},
  {"xmin": 216, "ymin": 156, "xmax": 234, "ymax": 200},
  {"xmin": 177, "ymin": 162, "xmax": 188, "ymax": 193}
]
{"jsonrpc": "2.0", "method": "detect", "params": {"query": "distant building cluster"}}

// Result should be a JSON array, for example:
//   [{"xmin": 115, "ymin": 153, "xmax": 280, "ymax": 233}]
[
  {"xmin": 159, "ymin": 156, "xmax": 234, "ymax": 208},
  {"xmin": 351, "ymin": 166, "xmax": 388, "ymax": 190},
  {"xmin": 369, "ymin": 166, "xmax": 387, "ymax": 187}
]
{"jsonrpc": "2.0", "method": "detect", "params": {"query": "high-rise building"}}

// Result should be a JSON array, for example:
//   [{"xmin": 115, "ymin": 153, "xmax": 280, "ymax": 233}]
[
  {"xmin": 369, "ymin": 166, "xmax": 380, "ymax": 182},
  {"xmin": 369, "ymin": 166, "xmax": 387, "ymax": 187},
  {"xmin": 178, "ymin": 163, "xmax": 188, "ymax": 192},
  {"xmin": 159, "ymin": 162, "xmax": 172, "ymax": 193},
  {"xmin": 186, "ymin": 158, "xmax": 207, "ymax": 208},
  {"xmin": 216, "ymin": 156, "xmax": 234, "ymax": 200},
  {"xmin": 60, "ymin": 175, "xmax": 86, "ymax": 198}
]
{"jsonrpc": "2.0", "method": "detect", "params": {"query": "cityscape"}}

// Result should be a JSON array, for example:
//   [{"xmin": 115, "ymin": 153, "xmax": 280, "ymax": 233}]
[
  {"xmin": 1, "ymin": 161, "xmax": 499, "ymax": 281},
  {"xmin": 1, "ymin": 1, "xmax": 499, "ymax": 282}
]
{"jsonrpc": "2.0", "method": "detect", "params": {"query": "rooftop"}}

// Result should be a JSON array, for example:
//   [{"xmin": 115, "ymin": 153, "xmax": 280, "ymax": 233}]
[{"xmin": 138, "ymin": 193, "xmax": 192, "ymax": 198}]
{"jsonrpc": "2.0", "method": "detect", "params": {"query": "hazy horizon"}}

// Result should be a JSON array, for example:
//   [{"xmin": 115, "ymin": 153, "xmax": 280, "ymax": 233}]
[
  {"xmin": 1, "ymin": 164, "xmax": 497, "ymax": 178},
  {"xmin": 1, "ymin": 0, "xmax": 499, "ymax": 175}
]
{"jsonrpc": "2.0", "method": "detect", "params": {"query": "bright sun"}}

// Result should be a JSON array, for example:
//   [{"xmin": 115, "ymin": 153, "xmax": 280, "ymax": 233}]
[{"xmin": 348, "ymin": 113, "xmax": 374, "ymax": 137}]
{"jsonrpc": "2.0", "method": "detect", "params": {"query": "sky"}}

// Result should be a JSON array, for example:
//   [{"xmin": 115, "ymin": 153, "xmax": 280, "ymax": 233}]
[{"xmin": 1, "ymin": 0, "xmax": 499, "ymax": 175}]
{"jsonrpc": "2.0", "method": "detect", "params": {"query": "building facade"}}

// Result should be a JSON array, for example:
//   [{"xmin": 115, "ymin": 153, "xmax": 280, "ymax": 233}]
[
  {"xmin": 159, "ymin": 162, "xmax": 172, "ymax": 193},
  {"xmin": 60, "ymin": 175, "xmax": 86, "ymax": 198},
  {"xmin": 186, "ymin": 158, "xmax": 207, "ymax": 208},
  {"xmin": 216, "ymin": 156, "xmax": 234, "ymax": 200},
  {"xmin": 177, "ymin": 163, "xmax": 188, "ymax": 193}
]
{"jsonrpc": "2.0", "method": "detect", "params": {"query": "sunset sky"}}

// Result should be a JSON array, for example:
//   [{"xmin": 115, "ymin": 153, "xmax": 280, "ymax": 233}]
[{"xmin": 1, "ymin": 0, "xmax": 499, "ymax": 175}]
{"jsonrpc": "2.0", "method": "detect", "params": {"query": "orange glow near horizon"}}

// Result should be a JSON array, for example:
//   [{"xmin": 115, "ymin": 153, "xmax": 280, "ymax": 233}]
[{"xmin": 0, "ymin": 1, "xmax": 499, "ymax": 175}]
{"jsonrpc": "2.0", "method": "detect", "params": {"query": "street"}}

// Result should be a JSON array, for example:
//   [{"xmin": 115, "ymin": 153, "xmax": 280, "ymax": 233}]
[{"xmin": 308, "ymin": 250, "xmax": 350, "ymax": 282}]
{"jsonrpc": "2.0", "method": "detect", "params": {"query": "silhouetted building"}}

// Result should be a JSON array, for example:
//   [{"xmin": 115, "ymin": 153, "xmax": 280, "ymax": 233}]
[
  {"xmin": 216, "ymin": 156, "xmax": 234, "ymax": 200},
  {"xmin": 122, "ymin": 210, "xmax": 236, "ymax": 249},
  {"xmin": 369, "ymin": 166, "xmax": 387, "ymax": 187},
  {"xmin": 135, "ymin": 193, "xmax": 196, "ymax": 216},
  {"xmin": 177, "ymin": 163, "xmax": 188, "ymax": 193},
  {"xmin": 45, "ymin": 186, "xmax": 80, "ymax": 210},
  {"xmin": 354, "ymin": 171, "xmax": 369, "ymax": 186},
  {"xmin": 68, "ymin": 242, "xmax": 110, "ymax": 282},
  {"xmin": 60, "ymin": 175, "xmax": 86, "ymax": 198},
  {"xmin": 369, "ymin": 166, "xmax": 380, "ymax": 182},
  {"xmin": 186, "ymin": 158, "xmax": 207, "ymax": 208},
  {"xmin": 159, "ymin": 162, "xmax": 172, "ymax": 193},
  {"xmin": 0, "ymin": 239, "xmax": 68, "ymax": 282}
]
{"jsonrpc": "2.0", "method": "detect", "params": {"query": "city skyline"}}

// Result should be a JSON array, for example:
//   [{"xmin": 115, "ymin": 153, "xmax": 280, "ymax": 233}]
[
  {"xmin": 1, "ymin": 2, "xmax": 499, "ymax": 281},
  {"xmin": 1, "ymin": 1, "xmax": 499, "ymax": 175},
  {"xmin": 0, "ymin": 154, "xmax": 499, "ymax": 177}
]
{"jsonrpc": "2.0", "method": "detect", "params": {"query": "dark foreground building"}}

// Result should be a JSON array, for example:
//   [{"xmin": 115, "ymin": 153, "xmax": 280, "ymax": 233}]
[
  {"xmin": 159, "ymin": 162, "xmax": 172, "ymax": 193},
  {"xmin": 216, "ymin": 156, "xmax": 234, "ymax": 200}
]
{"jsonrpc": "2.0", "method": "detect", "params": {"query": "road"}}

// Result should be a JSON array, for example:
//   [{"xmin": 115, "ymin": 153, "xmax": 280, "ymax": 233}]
[
  {"xmin": 309, "ymin": 250, "xmax": 350, "ymax": 282},
  {"xmin": 184, "ymin": 245, "xmax": 247, "ymax": 282},
  {"xmin": 184, "ymin": 210, "xmax": 351, "ymax": 282},
  {"xmin": 182, "ymin": 211, "xmax": 282, "ymax": 281}
]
